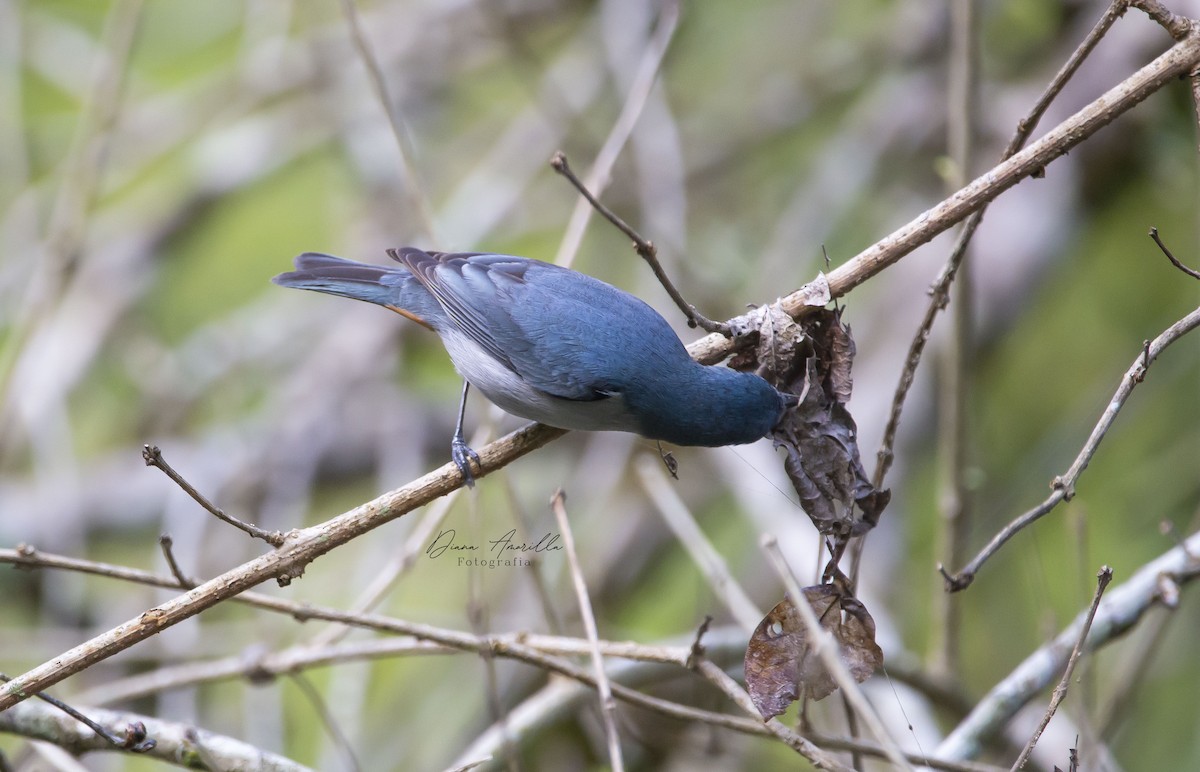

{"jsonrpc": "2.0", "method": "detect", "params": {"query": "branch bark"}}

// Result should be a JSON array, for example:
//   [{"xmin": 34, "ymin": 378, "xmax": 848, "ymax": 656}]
[{"xmin": 0, "ymin": 698, "xmax": 311, "ymax": 771}]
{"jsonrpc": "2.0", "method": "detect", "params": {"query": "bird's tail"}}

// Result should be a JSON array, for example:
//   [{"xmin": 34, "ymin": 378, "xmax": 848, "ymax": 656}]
[{"xmin": 272, "ymin": 252, "xmax": 412, "ymax": 307}]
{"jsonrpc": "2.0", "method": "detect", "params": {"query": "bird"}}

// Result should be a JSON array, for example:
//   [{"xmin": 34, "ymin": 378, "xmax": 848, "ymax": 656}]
[{"xmin": 272, "ymin": 247, "xmax": 794, "ymax": 486}]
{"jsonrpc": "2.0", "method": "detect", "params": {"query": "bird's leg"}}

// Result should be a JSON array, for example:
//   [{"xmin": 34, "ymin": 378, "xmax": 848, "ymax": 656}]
[
  {"xmin": 656, "ymin": 441, "xmax": 679, "ymax": 479},
  {"xmin": 451, "ymin": 380, "xmax": 482, "ymax": 487}
]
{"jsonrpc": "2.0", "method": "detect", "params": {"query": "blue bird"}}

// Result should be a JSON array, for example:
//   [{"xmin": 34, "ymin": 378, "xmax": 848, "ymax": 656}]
[{"xmin": 272, "ymin": 248, "xmax": 793, "ymax": 485}]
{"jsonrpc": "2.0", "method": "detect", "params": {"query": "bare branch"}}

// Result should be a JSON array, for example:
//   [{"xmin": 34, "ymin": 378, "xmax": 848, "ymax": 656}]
[
  {"xmin": 1149, "ymin": 226, "xmax": 1200, "ymax": 280},
  {"xmin": 0, "ymin": 422, "xmax": 565, "ymax": 711},
  {"xmin": 1011, "ymin": 567, "xmax": 1113, "ymax": 769},
  {"xmin": 551, "ymin": 151, "xmax": 730, "ymax": 335},
  {"xmin": 550, "ymin": 490, "xmax": 623, "ymax": 772},
  {"xmin": 872, "ymin": 0, "xmax": 1133, "ymax": 489},
  {"xmin": 687, "ymin": 24, "xmax": 1200, "ymax": 368},
  {"xmin": 0, "ymin": 674, "xmax": 155, "ymax": 753},
  {"xmin": 938, "ymin": 533, "xmax": 1200, "ymax": 760},
  {"xmin": 0, "ymin": 698, "xmax": 308, "ymax": 771},
  {"xmin": 156, "ymin": 534, "xmax": 194, "ymax": 587},
  {"xmin": 5, "ymin": 12, "xmax": 1200, "ymax": 720},
  {"xmin": 1130, "ymin": 0, "xmax": 1195, "ymax": 39},
  {"xmin": 940, "ymin": 305, "xmax": 1200, "ymax": 590},
  {"xmin": 142, "ymin": 444, "xmax": 285, "ymax": 547}
]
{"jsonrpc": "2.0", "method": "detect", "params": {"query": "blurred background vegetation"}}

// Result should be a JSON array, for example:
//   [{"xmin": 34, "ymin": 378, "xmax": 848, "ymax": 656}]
[{"xmin": 1, "ymin": 0, "xmax": 1198, "ymax": 769}]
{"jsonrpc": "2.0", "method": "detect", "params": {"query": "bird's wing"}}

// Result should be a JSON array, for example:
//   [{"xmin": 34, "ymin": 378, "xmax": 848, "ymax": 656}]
[
  {"xmin": 388, "ymin": 248, "xmax": 514, "ymax": 367},
  {"xmin": 388, "ymin": 247, "xmax": 614, "ymax": 401}
]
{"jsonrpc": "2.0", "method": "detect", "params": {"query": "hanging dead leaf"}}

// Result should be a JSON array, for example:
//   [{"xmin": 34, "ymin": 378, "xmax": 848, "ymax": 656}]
[
  {"xmin": 725, "ymin": 297, "xmax": 888, "ymax": 543},
  {"xmin": 828, "ymin": 314, "xmax": 855, "ymax": 404},
  {"xmin": 767, "ymin": 307, "xmax": 889, "ymax": 540},
  {"xmin": 754, "ymin": 302, "xmax": 809, "ymax": 384},
  {"xmin": 744, "ymin": 580, "xmax": 883, "ymax": 720}
]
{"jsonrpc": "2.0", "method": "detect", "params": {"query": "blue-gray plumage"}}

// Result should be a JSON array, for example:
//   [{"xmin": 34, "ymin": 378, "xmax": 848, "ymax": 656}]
[{"xmin": 272, "ymin": 247, "xmax": 792, "ymax": 484}]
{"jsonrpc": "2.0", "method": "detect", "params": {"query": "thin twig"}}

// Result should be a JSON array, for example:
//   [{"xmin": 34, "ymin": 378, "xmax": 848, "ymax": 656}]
[
  {"xmin": 693, "ymin": 660, "xmax": 855, "ymax": 772},
  {"xmin": 550, "ymin": 490, "xmax": 624, "ymax": 772},
  {"xmin": 468, "ymin": 664, "xmax": 1003, "ymax": 772},
  {"xmin": 142, "ymin": 444, "xmax": 285, "ymax": 547},
  {"xmin": 1011, "ymin": 567, "xmax": 1114, "ymax": 770},
  {"xmin": 1149, "ymin": 226, "xmax": 1200, "ymax": 279},
  {"xmin": 156, "ymin": 534, "xmax": 194, "ymax": 587},
  {"xmin": 1130, "ymin": 0, "xmax": 1195, "ymax": 39},
  {"xmin": 0, "ymin": 698, "xmax": 306, "ymax": 770},
  {"xmin": 761, "ymin": 536, "xmax": 914, "ymax": 771},
  {"xmin": 635, "ymin": 457, "xmax": 762, "ymax": 631},
  {"xmin": 930, "ymin": 0, "xmax": 979, "ymax": 688},
  {"xmin": 336, "ymin": 0, "xmax": 438, "ymax": 244},
  {"xmin": 554, "ymin": 0, "xmax": 680, "ymax": 269},
  {"xmin": 0, "ymin": 545, "xmax": 1080, "ymax": 772},
  {"xmin": 937, "ymin": 530, "xmax": 1200, "ymax": 760},
  {"xmin": 0, "ymin": 545, "xmax": 699, "ymax": 670},
  {"xmin": 0, "ymin": 674, "xmax": 156, "ymax": 753},
  {"xmin": 685, "ymin": 615, "xmax": 712, "ymax": 670},
  {"xmin": 290, "ymin": 673, "xmax": 362, "ymax": 772},
  {"xmin": 872, "ymin": 0, "xmax": 1132, "ymax": 492},
  {"xmin": 550, "ymin": 151, "xmax": 730, "ymax": 335},
  {"xmin": 940, "ymin": 304, "xmax": 1200, "ymax": 590},
  {"xmin": 0, "ymin": 422, "xmax": 566, "ymax": 710}
]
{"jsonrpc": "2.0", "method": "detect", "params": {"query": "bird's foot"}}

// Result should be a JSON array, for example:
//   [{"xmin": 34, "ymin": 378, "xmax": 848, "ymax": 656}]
[{"xmin": 452, "ymin": 435, "xmax": 482, "ymax": 488}]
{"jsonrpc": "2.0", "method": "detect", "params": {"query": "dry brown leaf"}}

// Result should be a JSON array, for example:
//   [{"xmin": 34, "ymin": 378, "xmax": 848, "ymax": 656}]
[
  {"xmin": 767, "ymin": 307, "xmax": 888, "ymax": 539},
  {"xmin": 744, "ymin": 582, "xmax": 883, "ymax": 720}
]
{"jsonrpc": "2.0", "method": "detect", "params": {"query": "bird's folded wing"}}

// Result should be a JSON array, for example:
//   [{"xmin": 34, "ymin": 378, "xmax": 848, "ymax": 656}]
[{"xmin": 390, "ymin": 247, "xmax": 610, "ymax": 402}]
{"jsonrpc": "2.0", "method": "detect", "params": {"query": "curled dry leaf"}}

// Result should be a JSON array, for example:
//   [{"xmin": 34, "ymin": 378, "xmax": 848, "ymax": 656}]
[
  {"xmin": 828, "ymin": 316, "xmax": 855, "ymax": 404},
  {"xmin": 768, "ymin": 307, "xmax": 889, "ymax": 538},
  {"xmin": 726, "ymin": 293, "xmax": 888, "ymax": 541},
  {"xmin": 754, "ymin": 302, "xmax": 809, "ymax": 385},
  {"xmin": 744, "ymin": 581, "xmax": 883, "ymax": 720}
]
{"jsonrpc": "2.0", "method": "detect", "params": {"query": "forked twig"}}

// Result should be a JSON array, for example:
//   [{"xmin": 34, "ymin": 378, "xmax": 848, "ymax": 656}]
[
  {"xmin": 1149, "ymin": 227, "xmax": 1200, "ymax": 279},
  {"xmin": 0, "ymin": 674, "xmax": 156, "ymax": 753},
  {"xmin": 142, "ymin": 445, "xmax": 284, "ymax": 546},
  {"xmin": 940, "ymin": 305, "xmax": 1200, "ymax": 590},
  {"xmin": 873, "ymin": 0, "xmax": 1133, "ymax": 490},
  {"xmin": 551, "ymin": 151, "xmax": 731, "ymax": 335},
  {"xmin": 1011, "ymin": 567, "xmax": 1114, "ymax": 769}
]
